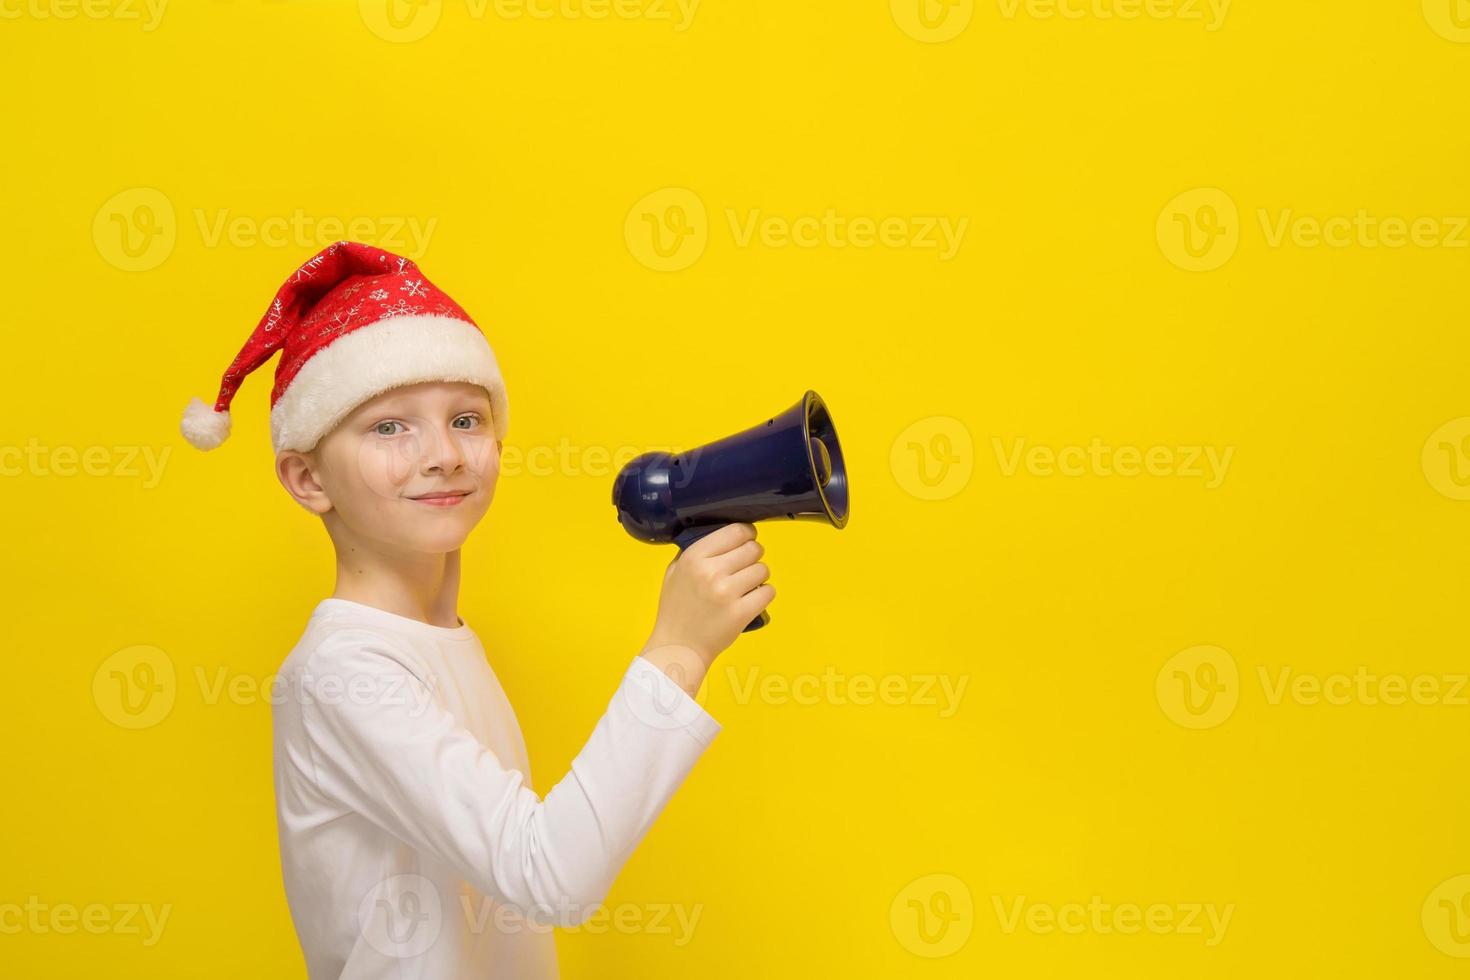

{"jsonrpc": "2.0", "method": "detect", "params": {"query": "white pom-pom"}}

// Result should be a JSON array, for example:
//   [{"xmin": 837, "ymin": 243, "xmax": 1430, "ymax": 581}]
[{"xmin": 181, "ymin": 396, "xmax": 232, "ymax": 450}]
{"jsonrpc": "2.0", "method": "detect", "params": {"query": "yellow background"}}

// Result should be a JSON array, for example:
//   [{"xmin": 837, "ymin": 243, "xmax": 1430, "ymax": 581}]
[{"xmin": 4, "ymin": 0, "xmax": 1470, "ymax": 975}]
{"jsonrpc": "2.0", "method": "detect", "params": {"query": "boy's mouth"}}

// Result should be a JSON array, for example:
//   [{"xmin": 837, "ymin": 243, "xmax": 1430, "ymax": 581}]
[{"xmin": 408, "ymin": 489, "xmax": 473, "ymax": 507}]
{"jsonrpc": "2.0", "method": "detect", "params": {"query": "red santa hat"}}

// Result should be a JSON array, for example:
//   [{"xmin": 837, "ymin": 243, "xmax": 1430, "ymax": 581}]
[{"xmin": 180, "ymin": 240, "xmax": 508, "ymax": 453}]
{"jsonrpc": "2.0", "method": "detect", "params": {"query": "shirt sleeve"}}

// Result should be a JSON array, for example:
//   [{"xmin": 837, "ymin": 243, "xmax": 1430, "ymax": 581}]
[{"xmin": 296, "ymin": 628, "xmax": 720, "ymax": 926}]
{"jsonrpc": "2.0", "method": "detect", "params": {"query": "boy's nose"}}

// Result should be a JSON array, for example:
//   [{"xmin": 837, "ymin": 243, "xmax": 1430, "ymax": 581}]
[{"xmin": 419, "ymin": 426, "xmax": 466, "ymax": 473}]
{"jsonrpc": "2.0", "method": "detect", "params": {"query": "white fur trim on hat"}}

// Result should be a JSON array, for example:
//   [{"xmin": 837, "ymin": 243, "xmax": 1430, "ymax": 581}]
[{"xmin": 269, "ymin": 314, "xmax": 508, "ymax": 453}]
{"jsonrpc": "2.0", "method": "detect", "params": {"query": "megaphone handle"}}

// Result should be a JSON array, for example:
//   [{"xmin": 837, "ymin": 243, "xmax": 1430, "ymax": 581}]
[
  {"xmin": 742, "ymin": 610, "xmax": 771, "ymax": 632},
  {"xmin": 674, "ymin": 525, "xmax": 772, "ymax": 633}
]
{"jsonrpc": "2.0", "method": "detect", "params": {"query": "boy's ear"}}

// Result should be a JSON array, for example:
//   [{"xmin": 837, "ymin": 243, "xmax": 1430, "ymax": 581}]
[{"xmin": 276, "ymin": 449, "xmax": 333, "ymax": 515}]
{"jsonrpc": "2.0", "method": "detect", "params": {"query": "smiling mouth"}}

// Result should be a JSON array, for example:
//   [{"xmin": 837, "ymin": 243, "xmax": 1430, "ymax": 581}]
[{"xmin": 409, "ymin": 491, "xmax": 472, "ymax": 507}]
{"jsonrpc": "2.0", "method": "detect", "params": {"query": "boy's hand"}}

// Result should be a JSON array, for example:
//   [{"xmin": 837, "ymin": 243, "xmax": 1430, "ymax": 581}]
[{"xmin": 643, "ymin": 523, "xmax": 774, "ymax": 668}]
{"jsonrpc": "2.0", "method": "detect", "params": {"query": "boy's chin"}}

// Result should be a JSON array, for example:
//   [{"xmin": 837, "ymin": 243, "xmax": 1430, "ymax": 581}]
[
  {"xmin": 373, "ymin": 508, "xmax": 483, "ymax": 554},
  {"xmin": 399, "ymin": 526, "xmax": 475, "ymax": 554}
]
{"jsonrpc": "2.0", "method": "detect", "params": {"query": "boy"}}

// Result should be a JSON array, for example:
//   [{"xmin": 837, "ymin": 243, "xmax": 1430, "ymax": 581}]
[{"xmin": 180, "ymin": 241, "xmax": 774, "ymax": 978}]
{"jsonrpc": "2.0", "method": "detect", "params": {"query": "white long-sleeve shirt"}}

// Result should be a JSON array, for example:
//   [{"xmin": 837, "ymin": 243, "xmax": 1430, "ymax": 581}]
[{"xmin": 270, "ymin": 597, "xmax": 721, "ymax": 979}]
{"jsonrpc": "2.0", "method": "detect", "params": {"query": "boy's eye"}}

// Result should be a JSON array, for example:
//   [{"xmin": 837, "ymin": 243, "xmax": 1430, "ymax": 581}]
[{"xmin": 373, "ymin": 416, "xmax": 478, "ymax": 436}]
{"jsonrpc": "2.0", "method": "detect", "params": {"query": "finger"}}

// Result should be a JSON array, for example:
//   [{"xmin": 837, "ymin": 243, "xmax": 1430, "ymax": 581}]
[
  {"xmin": 714, "ymin": 538, "xmax": 764, "ymax": 573},
  {"xmin": 735, "ymin": 582, "xmax": 776, "ymax": 619},
  {"xmin": 727, "ymin": 561, "xmax": 769, "ymax": 596},
  {"xmin": 683, "ymin": 522, "xmax": 756, "ymax": 559}
]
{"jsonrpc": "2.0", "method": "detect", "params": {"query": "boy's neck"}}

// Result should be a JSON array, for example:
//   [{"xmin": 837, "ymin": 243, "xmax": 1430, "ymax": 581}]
[{"xmin": 330, "ymin": 543, "xmax": 463, "ymax": 629}]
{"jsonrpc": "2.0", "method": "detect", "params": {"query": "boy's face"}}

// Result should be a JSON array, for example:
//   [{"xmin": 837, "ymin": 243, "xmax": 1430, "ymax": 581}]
[{"xmin": 279, "ymin": 380, "xmax": 501, "ymax": 555}]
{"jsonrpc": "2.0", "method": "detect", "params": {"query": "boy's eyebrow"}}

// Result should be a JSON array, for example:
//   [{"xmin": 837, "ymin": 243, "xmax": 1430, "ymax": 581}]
[{"xmin": 357, "ymin": 392, "xmax": 491, "ymax": 418}]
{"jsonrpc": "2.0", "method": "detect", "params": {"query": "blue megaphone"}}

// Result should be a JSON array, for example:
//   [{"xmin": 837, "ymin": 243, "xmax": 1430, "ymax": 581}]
[{"xmin": 611, "ymin": 390, "xmax": 849, "ymax": 632}]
